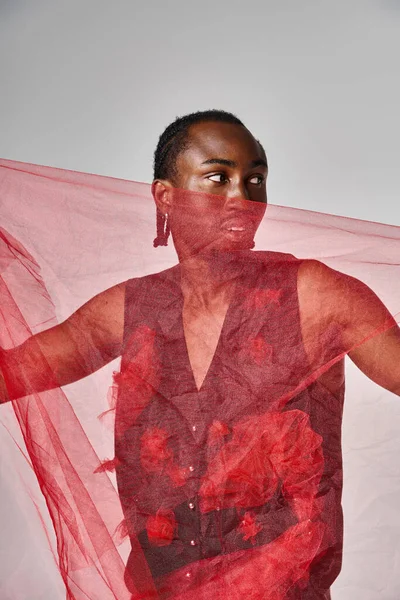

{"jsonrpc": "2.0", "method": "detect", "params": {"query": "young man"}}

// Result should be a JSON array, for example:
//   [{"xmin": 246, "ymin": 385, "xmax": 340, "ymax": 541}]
[{"xmin": 1, "ymin": 110, "xmax": 400, "ymax": 599}]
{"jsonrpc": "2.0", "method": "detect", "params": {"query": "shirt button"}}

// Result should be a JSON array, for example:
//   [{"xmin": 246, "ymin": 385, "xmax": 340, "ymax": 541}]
[
  {"xmin": 190, "ymin": 539, "xmax": 197, "ymax": 546},
  {"xmin": 188, "ymin": 502, "xmax": 195, "ymax": 510},
  {"xmin": 192, "ymin": 425, "xmax": 197, "ymax": 432},
  {"xmin": 185, "ymin": 571, "xmax": 191, "ymax": 578},
  {"xmin": 189, "ymin": 465, "xmax": 195, "ymax": 472}
]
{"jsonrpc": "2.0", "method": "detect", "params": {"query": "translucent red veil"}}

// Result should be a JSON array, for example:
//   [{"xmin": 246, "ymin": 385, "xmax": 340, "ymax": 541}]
[{"xmin": 0, "ymin": 159, "xmax": 399, "ymax": 600}]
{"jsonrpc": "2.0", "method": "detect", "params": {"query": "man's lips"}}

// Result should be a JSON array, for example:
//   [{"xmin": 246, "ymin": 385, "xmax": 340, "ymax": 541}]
[{"xmin": 221, "ymin": 218, "xmax": 255, "ymax": 232}]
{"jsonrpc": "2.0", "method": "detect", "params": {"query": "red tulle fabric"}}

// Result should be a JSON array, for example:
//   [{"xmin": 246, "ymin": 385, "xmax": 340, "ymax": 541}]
[{"xmin": 0, "ymin": 159, "xmax": 399, "ymax": 600}]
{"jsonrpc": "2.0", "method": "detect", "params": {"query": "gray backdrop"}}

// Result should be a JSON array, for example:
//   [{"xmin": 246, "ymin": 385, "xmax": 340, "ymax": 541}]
[{"xmin": 0, "ymin": 1, "xmax": 400, "ymax": 599}]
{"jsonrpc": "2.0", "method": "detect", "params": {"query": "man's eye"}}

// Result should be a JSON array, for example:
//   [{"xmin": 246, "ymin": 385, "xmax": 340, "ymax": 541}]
[
  {"xmin": 248, "ymin": 175, "xmax": 264, "ymax": 185},
  {"xmin": 207, "ymin": 174, "xmax": 227, "ymax": 183}
]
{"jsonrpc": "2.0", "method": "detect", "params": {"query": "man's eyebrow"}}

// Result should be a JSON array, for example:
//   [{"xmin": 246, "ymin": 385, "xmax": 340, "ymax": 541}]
[
  {"xmin": 201, "ymin": 157, "xmax": 268, "ymax": 169},
  {"xmin": 201, "ymin": 158, "xmax": 237, "ymax": 168},
  {"xmin": 250, "ymin": 158, "xmax": 268, "ymax": 169}
]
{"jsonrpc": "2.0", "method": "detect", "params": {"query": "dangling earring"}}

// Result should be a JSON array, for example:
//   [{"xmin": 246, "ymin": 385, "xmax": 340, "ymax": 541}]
[{"xmin": 153, "ymin": 208, "xmax": 171, "ymax": 247}]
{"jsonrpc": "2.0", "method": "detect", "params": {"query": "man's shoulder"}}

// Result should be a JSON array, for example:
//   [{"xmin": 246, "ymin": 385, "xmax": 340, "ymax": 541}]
[
  {"xmin": 125, "ymin": 264, "xmax": 179, "ymax": 286},
  {"xmin": 124, "ymin": 264, "xmax": 181, "ymax": 305},
  {"xmin": 249, "ymin": 251, "xmax": 302, "ymax": 281},
  {"xmin": 250, "ymin": 250, "xmax": 299, "ymax": 264},
  {"xmin": 297, "ymin": 258, "xmax": 347, "ymax": 290},
  {"xmin": 297, "ymin": 259, "xmax": 359, "ymax": 332},
  {"xmin": 242, "ymin": 251, "xmax": 303, "ymax": 296},
  {"xmin": 253, "ymin": 253, "xmax": 335, "ymax": 275},
  {"xmin": 247, "ymin": 252, "xmax": 349, "ymax": 292}
]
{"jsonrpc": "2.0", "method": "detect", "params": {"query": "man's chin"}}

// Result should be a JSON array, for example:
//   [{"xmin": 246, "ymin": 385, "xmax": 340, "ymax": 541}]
[
  {"xmin": 202, "ymin": 240, "xmax": 255, "ymax": 261},
  {"xmin": 180, "ymin": 234, "xmax": 255, "ymax": 259},
  {"xmin": 217, "ymin": 236, "xmax": 255, "ymax": 252}
]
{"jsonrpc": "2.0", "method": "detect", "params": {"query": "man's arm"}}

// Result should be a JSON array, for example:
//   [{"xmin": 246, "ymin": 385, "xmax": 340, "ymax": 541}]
[
  {"xmin": 299, "ymin": 260, "xmax": 400, "ymax": 395},
  {"xmin": 0, "ymin": 282, "xmax": 126, "ymax": 401},
  {"xmin": 344, "ymin": 291, "xmax": 400, "ymax": 395}
]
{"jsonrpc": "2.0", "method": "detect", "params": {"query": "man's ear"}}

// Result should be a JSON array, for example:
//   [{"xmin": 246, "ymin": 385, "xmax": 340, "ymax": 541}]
[{"xmin": 152, "ymin": 180, "xmax": 173, "ymax": 215}]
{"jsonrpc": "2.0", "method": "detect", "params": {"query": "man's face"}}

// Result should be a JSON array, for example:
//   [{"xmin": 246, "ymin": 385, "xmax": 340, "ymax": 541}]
[{"xmin": 158, "ymin": 121, "xmax": 268, "ymax": 257}]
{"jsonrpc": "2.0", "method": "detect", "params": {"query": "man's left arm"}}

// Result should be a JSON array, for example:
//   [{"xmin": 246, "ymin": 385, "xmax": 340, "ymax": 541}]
[
  {"xmin": 345, "ymin": 298, "xmax": 400, "ymax": 396},
  {"xmin": 300, "ymin": 260, "xmax": 400, "ymax": 396}
]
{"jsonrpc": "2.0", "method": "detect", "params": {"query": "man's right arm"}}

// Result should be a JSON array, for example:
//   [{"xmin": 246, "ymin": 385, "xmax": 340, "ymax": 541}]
[{"xmin": 0, "ymin": 282, "xmax": 126, "ymax": 402}]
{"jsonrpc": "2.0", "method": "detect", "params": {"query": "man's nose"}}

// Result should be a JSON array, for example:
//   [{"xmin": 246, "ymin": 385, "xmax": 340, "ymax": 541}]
[
  {"xmin": 229, "ymin": 179, "xmax": 249, "ymax": 200},
  {"xmin": 223, "ymin": 194, "xmax": 249, "ymax": 212},
  {"xmin": 224, "ymin": 181, "xmax": 250, "ymax": 209}
]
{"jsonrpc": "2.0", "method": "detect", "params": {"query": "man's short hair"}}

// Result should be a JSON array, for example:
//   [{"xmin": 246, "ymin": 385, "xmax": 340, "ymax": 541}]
[{"xmin": 153, "ymin": 109, "xmax": 245, "ymax": 182}]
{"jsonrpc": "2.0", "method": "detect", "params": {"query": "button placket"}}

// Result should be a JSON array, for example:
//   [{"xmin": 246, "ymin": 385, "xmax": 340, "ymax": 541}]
[{"xmin": 185, "ymin": 497, "xmax": 201, "ymax": 555}]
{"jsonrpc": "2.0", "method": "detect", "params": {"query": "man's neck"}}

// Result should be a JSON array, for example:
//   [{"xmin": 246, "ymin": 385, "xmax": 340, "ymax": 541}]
[{"xmin": 179, "ymin": 252, "xmax": 243, "ymax": 309}]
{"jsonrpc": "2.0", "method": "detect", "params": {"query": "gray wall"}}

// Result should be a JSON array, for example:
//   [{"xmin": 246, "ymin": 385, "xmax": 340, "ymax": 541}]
[{"xmin": 1, "ymin": 0, "xmax": 399, "ymax": 224}]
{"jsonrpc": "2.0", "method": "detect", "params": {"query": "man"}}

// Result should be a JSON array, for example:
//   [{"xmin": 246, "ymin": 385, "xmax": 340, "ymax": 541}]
[{"xmin": 1, "ymin": 110, "xmax": 400, "ymax": 599}]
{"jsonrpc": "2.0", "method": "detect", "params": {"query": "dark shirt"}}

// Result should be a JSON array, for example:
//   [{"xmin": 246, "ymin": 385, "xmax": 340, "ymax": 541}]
[{"xmin": 115, "ymin": 251, "xmax": 344, "ymax": 599}]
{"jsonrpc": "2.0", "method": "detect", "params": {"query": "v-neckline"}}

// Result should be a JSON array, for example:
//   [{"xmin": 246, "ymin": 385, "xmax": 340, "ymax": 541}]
[{"xmin": 179, "ymin": 282, "xmax": 238, "ymax": 394}]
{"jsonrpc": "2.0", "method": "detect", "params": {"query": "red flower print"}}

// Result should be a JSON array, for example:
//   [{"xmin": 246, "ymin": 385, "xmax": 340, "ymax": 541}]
[
  {"xmin": 199, "ymin": 410, "xmax": 324, "ymax": 517},
  {"xmin": 114, "ymin": 325, "xmax": 159, "ymax": 438},
  {"xmin": 112, "ymin": 369, "xmax": 122, "ymax": 387},
  {"xmin": 107, "ymin": 371, "xmax": 120, "ymax": 409},
  {"xmin": 244, "ymin": 288, "xmax": 282, "ymax": 310},
  {"xmin": 146, "ymin": 509, "xmax": 177, "ymax": 546},
  {"xmin": 98, "ymin": 370, "xmax": 120, "ymax": 427},
  {"xmin": 166, "ymin": 463, "xmax": 189, "ymax": 487},
  {"xmin": 140, "ymin": 428, "xmax": 189, "ymax": 487},
  {"xmin": 140, "ymin": 427, "xmax": 173, "ymax": 473},
  {"xmin": 265, "ymin": 289, "xmax": 282, "ymax": 306},
  {"xmin": 113, "ymin": 518, "xmax": 129, "ymax": 544},
  {"xmin": 93, "ymin": 456, "xmax": 121, "ymax": 474},
  {"xmin": 209, "ymin": 420, "xmax": 230, "ymax": 444},
  {"xmin": 248, "ymin": 337, "xmax": 273, "ymax": 366},
  {"xmin": 238, "ymin": 511, "xmax": 263, "ymax": 543}
]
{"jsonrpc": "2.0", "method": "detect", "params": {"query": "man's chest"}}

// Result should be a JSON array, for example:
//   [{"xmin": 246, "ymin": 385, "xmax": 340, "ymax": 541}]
[
  {"xmin": 182, "ymin": 300, "xmax": 229, "ymax": 393},
  {"xmin": 117, "ymin": 279, "xmax": 312, "ymax": 446},
  {"xmin": 117, "ymin": 257, "xmax": 345, "ymax": 454}
]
